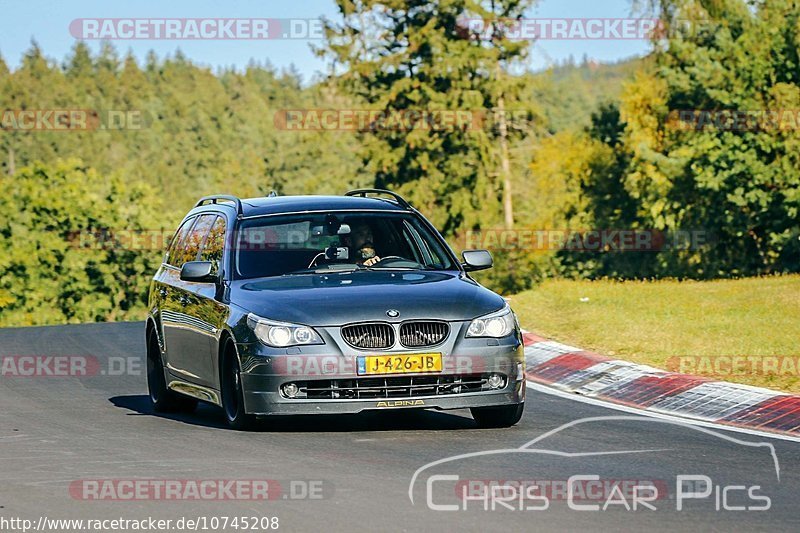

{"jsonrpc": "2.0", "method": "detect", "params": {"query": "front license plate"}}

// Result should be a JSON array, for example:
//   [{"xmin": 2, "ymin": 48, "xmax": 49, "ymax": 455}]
[{"xmin": 357, "ymin": 353, "xmax": 443, "ymax": 375}]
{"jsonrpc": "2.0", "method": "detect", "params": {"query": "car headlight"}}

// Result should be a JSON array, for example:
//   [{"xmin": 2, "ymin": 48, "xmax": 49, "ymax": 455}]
[
  {"xmin": 246, "ymin": 313, "xmax": 324, "ymax": 347},
  {"xmin": 466, "ymin": 305, "xmax": 516, "ymax": 338}
]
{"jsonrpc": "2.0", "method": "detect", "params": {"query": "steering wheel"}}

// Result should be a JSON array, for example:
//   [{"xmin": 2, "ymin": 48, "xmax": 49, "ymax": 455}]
[
  {"xmin": 372, "ymin": 255, "xmax": 404, "ymax": 263},
  {"xmin": 367, "ymin": 256, "xmax": 425, "ymax": 268}
]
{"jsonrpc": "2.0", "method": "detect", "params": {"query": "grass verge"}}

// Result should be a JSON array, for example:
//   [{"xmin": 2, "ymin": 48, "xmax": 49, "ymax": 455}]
[{"xmin": 510, "ymin": 275, "xmax": 800, "ymax": 393}]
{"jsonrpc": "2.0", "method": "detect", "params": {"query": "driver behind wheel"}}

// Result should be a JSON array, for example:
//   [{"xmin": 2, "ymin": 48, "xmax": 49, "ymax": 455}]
[{"xmin": 346, "ymin": 221, "xmax": 381, "ymax": 266}]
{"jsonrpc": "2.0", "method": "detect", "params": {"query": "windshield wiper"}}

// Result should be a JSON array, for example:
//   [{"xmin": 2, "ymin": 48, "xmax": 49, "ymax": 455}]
[{"xmin": 282, "ymin": 264, "xmax": 368, "ymax": 276}]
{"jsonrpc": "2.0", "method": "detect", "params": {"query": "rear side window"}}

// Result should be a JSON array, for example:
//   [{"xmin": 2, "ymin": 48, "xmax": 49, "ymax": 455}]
[
  {"xmin": 166, "ymin": 216, "xmax": 196, "ymax": 266},
  {"xmin": 199, "ymin": 216, "xmax": 226, "ymax": 266}
]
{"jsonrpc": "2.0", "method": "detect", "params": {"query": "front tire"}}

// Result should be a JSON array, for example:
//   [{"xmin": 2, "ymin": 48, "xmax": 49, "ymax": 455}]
[
  {"xmin": 147, "ymin": 329, "xmax": 197, "ymax": 413},
  {"xmin": 221, "ymin": 340, "xmax": 257, "ymax": 431},
  {"xmin": 470, "ymin": 403, "xmax": 524, "ymax": 428}
]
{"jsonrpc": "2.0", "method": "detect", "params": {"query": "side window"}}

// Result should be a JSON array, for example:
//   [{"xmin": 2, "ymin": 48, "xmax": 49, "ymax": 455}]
[
  {"xmin": 166, "ymin": 216, "xmax": 196, "ymax": 266},
  {"xmin": 199, "ymin": 216, "xmax": 226, "ymax": 269},
  {"xmin": 175, "ymin": 214, "xmax": 215, "ymax": 267}
]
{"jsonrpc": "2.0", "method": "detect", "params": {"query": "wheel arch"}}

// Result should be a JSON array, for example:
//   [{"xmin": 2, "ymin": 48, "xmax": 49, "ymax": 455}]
[
  {"xmin": 145, "ymin": 313, "xmax": 165, "ymax": 351},
  {"xmin": 145, "ymin": 316, "xmax": 159, "ymax": 350},
  {"xmin": 217, "ymin": 328, "xmax": 238, "ymax": 378}
]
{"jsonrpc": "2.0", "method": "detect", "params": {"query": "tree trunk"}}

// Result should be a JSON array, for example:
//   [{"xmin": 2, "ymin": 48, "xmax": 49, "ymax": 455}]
[
  {"xmin": 491, "ymin": 0, "xmax": 513, "ymax": 230},
  {"xmin": 497, "ymin": 93, "xmax": 513, "ymax": 230}
]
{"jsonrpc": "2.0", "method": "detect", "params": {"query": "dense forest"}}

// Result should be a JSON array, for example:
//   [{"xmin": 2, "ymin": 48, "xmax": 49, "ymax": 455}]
[{"xmin": 1, "ymin": 0, "xmax": 798, "ymax": 326}]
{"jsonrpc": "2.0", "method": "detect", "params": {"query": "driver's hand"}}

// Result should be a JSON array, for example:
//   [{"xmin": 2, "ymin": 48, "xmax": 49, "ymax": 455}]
[{"xmin": 363, "ymin": 255, "xmax": 381, "ymax": 267}]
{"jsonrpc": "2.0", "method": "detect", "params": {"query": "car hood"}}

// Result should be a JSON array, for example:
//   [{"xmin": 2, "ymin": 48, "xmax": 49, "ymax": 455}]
[{"xmin": 230, "ymin": 270, "xmax": 505, "ymax": 325}]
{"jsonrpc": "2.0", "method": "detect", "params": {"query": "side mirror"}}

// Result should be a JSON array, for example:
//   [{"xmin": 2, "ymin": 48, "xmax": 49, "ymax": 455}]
[
  {"xmin": 180, "ymin": 261, "xmax": 216, "ymax": 283},
  {"xmin": 461, "ymin": 249, "xmax": 493, "ymax": 272}
]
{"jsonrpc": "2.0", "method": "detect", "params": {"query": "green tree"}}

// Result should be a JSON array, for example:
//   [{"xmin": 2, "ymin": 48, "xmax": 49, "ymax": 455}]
[
  {"xmin": 0, "ymin": 43, "xmax": 376, "ymax": 325},
  {"xmin": 320, "ymin": 0, "xmax": 538, "ymax": 235},
  {"xmin": 0, "ymin": 159, "xmax": 163, "ymax": 325},
  {"xmin": 561, "ymin": 0, "xmax": 800, "ymax": 278}
]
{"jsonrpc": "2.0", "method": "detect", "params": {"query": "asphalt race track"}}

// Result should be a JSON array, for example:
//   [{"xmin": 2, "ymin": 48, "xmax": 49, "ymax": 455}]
[{"xmin": 1, "ymin": 322, "xmax": 798, "ymax": 532}]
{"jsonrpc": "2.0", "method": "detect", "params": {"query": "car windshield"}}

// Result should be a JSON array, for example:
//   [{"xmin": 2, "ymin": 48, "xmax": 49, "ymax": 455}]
[{"xmin": 234, "ymin": 212, "xmax": 457, "ymax": 279}]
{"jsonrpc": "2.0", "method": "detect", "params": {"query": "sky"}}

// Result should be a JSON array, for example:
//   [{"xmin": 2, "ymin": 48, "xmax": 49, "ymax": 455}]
[{"xmin": 0, "ymin": 0, "xmax": 651, "ymax": 82}]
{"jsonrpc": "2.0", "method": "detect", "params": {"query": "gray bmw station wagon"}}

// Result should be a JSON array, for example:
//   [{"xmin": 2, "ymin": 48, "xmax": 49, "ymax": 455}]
[{"xmin": 146, "ymin": 189, "xmax": 525, "ymax": 430}]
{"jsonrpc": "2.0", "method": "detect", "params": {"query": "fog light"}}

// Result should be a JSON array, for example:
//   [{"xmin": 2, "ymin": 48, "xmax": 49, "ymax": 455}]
[
  {"xmin": 282, "ymin": 383, "xmax": 299, "ymax": 398},
  {"xmin": 487, "ymin": 373, "xmax": 505, "ymax": 389}
]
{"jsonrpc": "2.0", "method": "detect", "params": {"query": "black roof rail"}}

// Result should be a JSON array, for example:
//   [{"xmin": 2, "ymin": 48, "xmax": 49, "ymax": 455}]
[
  {"xmin": 194, "ymin": 195, "xmax": 243, "ymax": 216},
  {"xmin": 344, "ymin": 188, "xmax": 412, "ymax": 209}
]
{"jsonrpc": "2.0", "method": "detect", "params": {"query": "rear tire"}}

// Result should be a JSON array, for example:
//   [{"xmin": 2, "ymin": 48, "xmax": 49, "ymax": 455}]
[
  {"xmin": 221, "ymin": 340, "xmax": 257, "ymax": 431},
  {"xmin": 147, "ymin": 329, "xmax": 197, "ymax": 413},
  {"xmin": 470, "ymin": 403, "xmax": 524, "ymax": 428}
]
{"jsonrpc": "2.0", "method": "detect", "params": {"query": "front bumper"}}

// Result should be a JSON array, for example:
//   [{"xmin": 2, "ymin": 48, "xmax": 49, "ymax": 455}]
[
  {"xmin": 241, "ymin": 382, "xmax": 524, "ymax": 416},
  {"xmin": 236, "ymin": 326, "xmax": 525, "ymax": 416}
]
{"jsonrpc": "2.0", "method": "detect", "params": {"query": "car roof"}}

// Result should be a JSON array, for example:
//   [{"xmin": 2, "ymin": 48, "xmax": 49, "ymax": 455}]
[{"xmin": 191, "ymin": 195, "xmax": 411, "ymax": 219}]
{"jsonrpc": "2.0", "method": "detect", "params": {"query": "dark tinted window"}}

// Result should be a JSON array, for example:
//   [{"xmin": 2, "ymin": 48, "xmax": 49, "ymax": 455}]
[
  {"xmin": 234, "ymin": 212, "xmax": 455, "ymax": 279},
  {"xmin": 166, "ymin": 216, "xmax": 196, "ymax": 266}
]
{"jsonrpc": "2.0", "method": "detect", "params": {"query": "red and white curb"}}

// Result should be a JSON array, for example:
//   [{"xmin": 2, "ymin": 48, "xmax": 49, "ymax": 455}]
[{"xmin": 522, "ymin": 332, "xmax": 800, "ymax": 437}]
